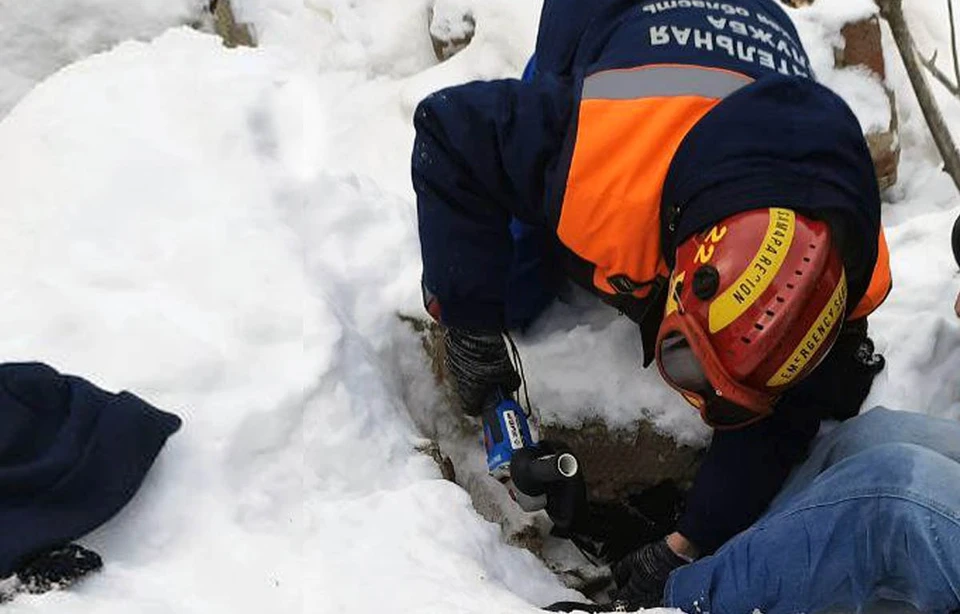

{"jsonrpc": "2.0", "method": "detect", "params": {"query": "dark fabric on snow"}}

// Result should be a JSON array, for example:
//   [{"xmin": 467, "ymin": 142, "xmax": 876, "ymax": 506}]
[{"xmin": 0, "ymin": 362, "xmax": 181, "ymax": 577}]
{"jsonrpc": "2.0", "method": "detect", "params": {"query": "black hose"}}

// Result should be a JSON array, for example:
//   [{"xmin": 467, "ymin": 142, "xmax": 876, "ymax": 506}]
[{"xmin": 511, "ymin": 449, "xmax": 580, "ymax": 497}]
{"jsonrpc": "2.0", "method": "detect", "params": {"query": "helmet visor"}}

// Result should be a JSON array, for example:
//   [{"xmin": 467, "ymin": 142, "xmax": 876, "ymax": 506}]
[
  {"xmin": 657, "ymin": 332, "xmax": 765, "ymax": 429},
  {"xmin": 658, "ymin": 333, "xmax": 712, "ymax": 396}
]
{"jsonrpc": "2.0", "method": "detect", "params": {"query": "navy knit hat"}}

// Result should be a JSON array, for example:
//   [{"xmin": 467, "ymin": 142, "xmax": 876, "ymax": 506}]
[
  {"xmin": 0, "ymin": 362, "xmax": 181, "ymax": 576},
  {"xmin": 661, "ymin": 75, "xmax": 882, "ymax": 310}
]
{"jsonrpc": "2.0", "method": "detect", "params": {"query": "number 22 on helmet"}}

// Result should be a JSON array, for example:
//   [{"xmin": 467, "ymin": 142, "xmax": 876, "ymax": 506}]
[{"xmin": 655, "ymin": 208, "xmax": 847, "ymax": 429}]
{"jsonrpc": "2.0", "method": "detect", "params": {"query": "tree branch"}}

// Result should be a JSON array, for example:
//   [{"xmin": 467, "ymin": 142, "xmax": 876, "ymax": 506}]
[
  {"xmin": 950, "ymin": 0, "xmax": 960, "ymax": 85},
  {"xmin": 918, "ymin": 48, "xmax": 960, "ymax": 97},
  {"xmin": 878, "ymin": 0, "xmax": 960, "ymax": 194}
]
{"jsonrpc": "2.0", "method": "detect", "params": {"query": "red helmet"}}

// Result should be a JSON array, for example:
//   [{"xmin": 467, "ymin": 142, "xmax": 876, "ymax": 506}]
[{"xmin": 656, "ymin": 208, "xmax": 847, "ymax": 429}]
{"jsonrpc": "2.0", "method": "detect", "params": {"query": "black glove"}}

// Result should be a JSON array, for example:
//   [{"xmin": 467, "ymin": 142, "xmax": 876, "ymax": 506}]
[
  {"xmin": 17, "ymin": 544, "xmax": 102, "ymax": 594},
  {"xmin": 555, "ymin": 481, "xmax": 684, "ymax": 563},
  {"xmin": 610, "ymin": 539, "xmax": 689, "ymax": 608},
  {"xmin": 544, "ymin": 600, "xmax": 639, "ymax": 612},
  {"xmin": 443, "ymin": 327, "xmax": 520, "ymax": 416},
  {"xmin": 781, "ymin": 318, "xmax": 884, "ymax": 422}
]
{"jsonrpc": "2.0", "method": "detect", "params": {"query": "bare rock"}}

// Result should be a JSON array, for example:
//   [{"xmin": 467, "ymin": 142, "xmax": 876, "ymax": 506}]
[
  {"xmin": 837, "ymin": 16, "xmax": 886, "ymax": 79},
  {"xmin": 415, "ymin": 440, "xmax": 457, "ymax": 481},
  {"xmin": 865, "ymin": 90, "xmax": 901, "ymax": 191},
  {"xmin": 428, "ymin": 0, "xmax": 476, "ymax": 62},
  {"xmin": 209, "ymin": 0, "xmax": 255, "ymax": 48},
  {"xmin": 834, "ymin": 15, "xmax": 900, "ymax": 189}
]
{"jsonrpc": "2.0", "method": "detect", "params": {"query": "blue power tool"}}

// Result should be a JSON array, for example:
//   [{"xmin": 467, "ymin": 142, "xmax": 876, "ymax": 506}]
[
  {"xmin": 482, "ymin": 394, "xmax": 539, "ymax": 479},
  {"xmin": 482, "ymin": 392, "xmax": 579, "ymax": 512}
]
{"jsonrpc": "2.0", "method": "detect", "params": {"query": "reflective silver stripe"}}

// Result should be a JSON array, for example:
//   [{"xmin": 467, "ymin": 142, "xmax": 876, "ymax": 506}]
[{"xmin": 582, "ymin": 65, "xmax": 754, "ymax": 101}]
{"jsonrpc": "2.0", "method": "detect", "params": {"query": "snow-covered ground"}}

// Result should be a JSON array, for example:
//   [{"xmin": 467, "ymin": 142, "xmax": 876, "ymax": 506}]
[
  {"xmin": 0, "ymin": 0, "xmax": 206, "ymax": 118},
  {"xmin": 0, "ymin": 0, "xmax": 958, "ymax": 612}
]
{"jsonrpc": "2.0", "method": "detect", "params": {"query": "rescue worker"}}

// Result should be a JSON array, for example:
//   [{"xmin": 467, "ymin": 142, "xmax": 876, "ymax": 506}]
[{"xmin": 413, "ymin": 0, "xmax": 891, "ymax": 607}]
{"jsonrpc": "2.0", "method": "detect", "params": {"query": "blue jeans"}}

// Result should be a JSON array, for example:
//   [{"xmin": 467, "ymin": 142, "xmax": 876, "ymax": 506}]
[{"xmin": 665, "ymin": 407, "xmax": 960, "ymax": 614}]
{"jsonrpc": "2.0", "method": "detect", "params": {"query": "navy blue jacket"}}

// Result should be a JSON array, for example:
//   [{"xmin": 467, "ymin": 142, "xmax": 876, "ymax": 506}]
[
  {"xmin": 0, "ymin": 363, "xmax": 181, "ymax": 576},
  {"xmin": 415, "ymin": 0, "xmax": 879, "ymax": 333},
  {"xmin": 414, "ymin": 0, "xmax": 882, "ymax": 554}
]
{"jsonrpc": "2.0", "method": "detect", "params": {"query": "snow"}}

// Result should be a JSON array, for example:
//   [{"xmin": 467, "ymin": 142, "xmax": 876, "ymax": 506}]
[
  {"xmin": 0, "ymin": 14, "xmax": 578, "ymax": 614},
  {"xmin": 864, "ymin": 0, "xmax": 960, "ymax": 421},
  {"xmin": 789, "ymin": 0, "xmax": 892, "ymax": 134},
  {"xmin": 0, "ymin": 0, "xmax": 958, "ymax": 612},
  {"xmin": 0, "ymin": 0, "xmax": 206, "ymax": 119},
  {"xmin": 430, "ymin": 0, "xmax": 477, "ymax": 49}
]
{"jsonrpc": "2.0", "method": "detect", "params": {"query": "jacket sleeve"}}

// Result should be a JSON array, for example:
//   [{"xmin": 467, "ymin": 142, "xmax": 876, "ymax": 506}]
[
  {"xmin": 676, "ymin": 400, "xmax": 821, "ymax": 555},
  {"xmin": 413, "ymin": 77, "xmax": 574, "ymax": 332},
  {"xmin": 676, "ymin": 314, "xmax": 885, "ymax": 554}
]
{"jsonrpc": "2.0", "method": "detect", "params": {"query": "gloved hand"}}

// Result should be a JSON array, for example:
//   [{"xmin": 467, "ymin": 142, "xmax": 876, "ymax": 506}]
[
  {"xmin": 610, "ymin": 539, "xmax": 689, "ymax": 608},
  {"xmin": 555, "ymin": 480, "xmax": 685, "ymax": 563},
  {"xmin": 544, "ymin": 599, "xmax": 638, "ymax": 612},
  {"xmin": 781, "ymin": 318, "xmax": 884, "ymax": 422},
  {"xmin": 443, "ymin": 327, "xmax": 521, "ymax": 416}
]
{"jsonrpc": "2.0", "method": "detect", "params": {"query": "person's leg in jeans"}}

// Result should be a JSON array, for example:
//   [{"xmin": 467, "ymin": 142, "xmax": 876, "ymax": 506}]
[
  {"xmin": 764, "ymin": 407, "xmax": 960, "ymax": 514},
  {"xmin": 664, "ymin": 408, "xmax": 960, "ymax": 614}
]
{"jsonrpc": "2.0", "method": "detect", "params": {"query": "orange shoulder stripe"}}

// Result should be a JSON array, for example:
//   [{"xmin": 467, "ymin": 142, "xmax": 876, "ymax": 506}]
[
  {"xmin": 558, "ymin": 64, "xmax": 754, "ymax": 298},
  {"xmin": 848, "ymin": 226, "xmax": 891, "ymax": 320}
]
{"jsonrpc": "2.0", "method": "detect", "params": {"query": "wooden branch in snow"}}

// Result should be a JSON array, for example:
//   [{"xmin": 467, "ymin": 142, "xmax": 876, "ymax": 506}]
[
  {"xmin": 950, "ymin": 0, "xmax": 960, "ymax": 85},
  {"xmin": 877, "ymin": 0, "xmax": 960, "ymax": 194},
  {"xmin": 919, "ymin": 49, "xmax": 960, "ymax": 97}
]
